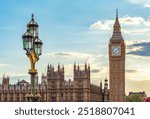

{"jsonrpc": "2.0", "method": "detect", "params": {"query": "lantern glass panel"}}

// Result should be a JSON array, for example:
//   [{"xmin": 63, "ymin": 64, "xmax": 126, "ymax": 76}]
[
  {"xmin": 28, "ymin": 37, "xmax": 33, "ymax": 50},
  {"xmin": 34, "ymin": 43, "xmax": 39, "ymax": 55},
  {"xmin": 39, "ymin": 43, "xmax": 42, "ymax": 55},
  {"xmin": 23, "ymin": 38, "xmax": 27, "ymax": 50},
  {"xmin": 29, "ymin": 27, "xmax": 34, "ymax": 36},
  {"xmin": 34, "ymin": 42, "xmax": 42, "ymax": 56},
  {"xmin": 22, "ymin": 37, "xmax": 33, "ymax": 52},
  {"xmin": 23, "ymin": 38, "xmax": 29, "ymax": 51}
]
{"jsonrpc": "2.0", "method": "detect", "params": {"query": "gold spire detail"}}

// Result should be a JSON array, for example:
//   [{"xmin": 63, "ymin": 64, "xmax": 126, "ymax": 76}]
[{"xmin": 113, "ymin": 8, "xmax": 121, "ymax": 33}]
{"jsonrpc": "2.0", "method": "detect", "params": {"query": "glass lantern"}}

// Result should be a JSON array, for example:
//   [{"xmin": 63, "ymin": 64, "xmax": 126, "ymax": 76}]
[
  {"xmin": 27, "ymin": 14, "xmax": 39, "ymax": 37},
  {"xmin": 22, "ymin": 29, "xmax": 34, "ymax": 53},
  {"xmin": 34, "ymin": 36, "xmax": 43, "ymax": 57}
]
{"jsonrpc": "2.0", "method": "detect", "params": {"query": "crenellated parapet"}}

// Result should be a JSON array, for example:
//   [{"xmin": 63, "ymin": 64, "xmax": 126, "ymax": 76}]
[
  {"xmin": 47, "ymin": 63, "xmax": 64, "ymax": 80},
  {"xmin": 73, "ymin": 63, "xmax": 90, "ymax": 80}
]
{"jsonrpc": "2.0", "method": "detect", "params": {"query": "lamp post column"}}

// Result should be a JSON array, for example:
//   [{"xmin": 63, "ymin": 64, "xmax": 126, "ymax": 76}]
[
  {"xmin": 22, "ymin": 14, "xmax": 43, "ymax": 102},
  {"xmin": 29, "ymin": 72, "xmax": 37, "ymax": 101}
]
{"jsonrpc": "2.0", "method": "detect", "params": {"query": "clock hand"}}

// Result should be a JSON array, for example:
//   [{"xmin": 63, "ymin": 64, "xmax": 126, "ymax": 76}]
[{"xmin": 114, "ymin": 48, "xmax": 118, "ymax": 53}]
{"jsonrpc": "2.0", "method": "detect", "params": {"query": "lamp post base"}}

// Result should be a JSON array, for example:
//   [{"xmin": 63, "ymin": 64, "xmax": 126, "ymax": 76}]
[{"xmin": 26, "ymin": 95, "xmax": 41, "ymax": 102}]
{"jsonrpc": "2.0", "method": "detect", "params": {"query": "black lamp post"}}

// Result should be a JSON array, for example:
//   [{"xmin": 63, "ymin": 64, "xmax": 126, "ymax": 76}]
[
  {"xmin": 104, "ymin": 78, "xmax": 108, "ymax": 102},
  {"xmin": 22, "ymin": 14, "xmax": 43, "ymax": 102}
]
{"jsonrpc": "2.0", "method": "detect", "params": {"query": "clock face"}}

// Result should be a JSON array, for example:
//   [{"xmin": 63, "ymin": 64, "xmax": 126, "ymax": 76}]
[{"xmin": 112, "ymin": 46, "xmax": 121, "ymax": 56}]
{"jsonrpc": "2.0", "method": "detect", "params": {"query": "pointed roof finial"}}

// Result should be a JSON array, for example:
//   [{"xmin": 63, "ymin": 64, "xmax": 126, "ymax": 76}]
[
  {"xmin": 74, "ymin": 62, "xmax": 76, "ymax": 67},
  {"xmin": 85, "ymin": 61, "xmax": 87, "ymax": 70},
  {"xmin": 27, "ymin": 13, "xmax": 39, "ymax": 27},
  {"xmin": 58, "ymin": 62, "xmax": 60, "ymax": 70},
  {"xmin": 116, "ymin": 8, "xmax": 118, "ymax": 20},
  {"xmin": 85, "ymin": 61, "xmax": 87, "ymax": 65},
  {"xmin": 78, "ymin": 64, "xmax": 80, "ymax": 70},
  {"xmin": 32, "ymin": 13, "xmax": 34, "ymax": 20}
]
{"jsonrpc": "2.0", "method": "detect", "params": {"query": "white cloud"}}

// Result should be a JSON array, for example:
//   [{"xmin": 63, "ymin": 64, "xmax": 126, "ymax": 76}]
[
  {"xmin": 127, "ymin": 45, "xmax": 144, "ymax": 53},
  {"xmin": 0, "ymin": 64, "xmax": 7, "ymax": 68},
  {"xmin": 43, "ymin": 51, "xmax": 106, "ymax": 83},
  {"xmin": 144, "ymin": 3, "xmax": 150, "ymax": 7},
  {"xmin": 126, "ymin": 38, "xmax": 150, "ymax": 56},
  {"xmin": 127, "ymin": 0, "xmax": 150, "ymax": 7},
  {"xmin": 120, "ymin": 16, "xmax": 144, "ymax": 25},
  {"xmin": 126, "ymin": 38, "xmax": 150, "ymax": 45},
  {"xmin": 3, "ymin": 73, "xmax": 28, "ymax": 77},
  {"xmin": 90, "ymin": 16, "xmax": 150, "ymax": 37},
  {"xmin": 127, "ymin": 0, "xmax": 148, "ymax": 4},
  {"xmin": 126, "ymin": 39, "xmax": 146, "ymax": 53},
  {"xmin": 90, "ymin": 20, "xmax": 113, "ymax": 30},
  {"xmin": 90, "ymin": 16, "xmax": 147, "ymax": 30},
  {"xmin": 44, "ymin": 51, "xmax": 103, "ymax": 64},
  {"xmin": 92, "ymin": 16, "xmax": 144, "ymax": 29}
]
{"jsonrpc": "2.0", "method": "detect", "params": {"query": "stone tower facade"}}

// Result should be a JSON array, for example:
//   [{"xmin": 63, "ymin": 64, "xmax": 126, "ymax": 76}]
[
  {"xmin": 109, "ymin": 9, "xmax": 126, "ymax": 102},
  {"xmin": 73, "ymin": 63, "xmax": 90, "ymax": 101},
  {"xmin": 46, "ymin": 64, "xmax": 65, "ymax": 101},
  {"xmin": 2, "ymin": 75, "xmax": 9, "ymax": 87}
]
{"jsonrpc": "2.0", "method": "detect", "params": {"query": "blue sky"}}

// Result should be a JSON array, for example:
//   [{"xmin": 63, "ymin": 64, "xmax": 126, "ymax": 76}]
[{"xmin": 0, "ymin": 0, "xmax": 150, "ymax": 95}]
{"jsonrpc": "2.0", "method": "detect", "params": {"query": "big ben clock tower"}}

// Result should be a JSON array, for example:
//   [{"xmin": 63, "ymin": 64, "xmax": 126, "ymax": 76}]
[{"xmin": 109, "ymin": 9, "xmax": 125, "ymax": 102}]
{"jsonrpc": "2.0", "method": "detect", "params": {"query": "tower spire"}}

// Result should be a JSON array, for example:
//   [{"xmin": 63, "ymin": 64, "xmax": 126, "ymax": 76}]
[
  {"xmin": 110, "ymin": 8, "xmax": 123, "ymax": 41},
  {"xmin": 116, "ymin": 8, "xmax": 118, "ymax": 20},
  {"xmin": 109, "ymin": 9, "xmax": 125, "ymax": 101},
  {"xmin": 58, "ymin": 62, "xmax": 60, "ymax": 71},
  {"xmin": 85, "ymin": 61, "xmax": 87, "ymax": 70},
  {"xmin": 113, "ymin": 8, "xmax": 121, "ymax": 33}
]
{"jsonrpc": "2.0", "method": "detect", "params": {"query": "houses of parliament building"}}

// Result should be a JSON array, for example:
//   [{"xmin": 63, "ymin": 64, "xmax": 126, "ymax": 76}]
[
  {"xmin": 0, "ymin": 63, "xmax": 109, "ymax": 102},
  {"xmin": 0, "ymin": 9, "xmax": 125, "ymax": 102}
]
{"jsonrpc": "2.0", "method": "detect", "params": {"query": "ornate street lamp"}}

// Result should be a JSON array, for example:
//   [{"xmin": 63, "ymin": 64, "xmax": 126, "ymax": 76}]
[
  {"xmin": 104, "ymin": 78, "xmax": 108, "ymax": 102},
  {"xmin": 22, "ymin": 14, "xmax": 43, "ymax": 102}
]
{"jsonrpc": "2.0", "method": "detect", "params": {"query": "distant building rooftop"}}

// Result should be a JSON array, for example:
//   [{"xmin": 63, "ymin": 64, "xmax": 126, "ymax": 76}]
[{"xmin": 17, "ymin": 79, "xmax": 29, "ymax": 86}]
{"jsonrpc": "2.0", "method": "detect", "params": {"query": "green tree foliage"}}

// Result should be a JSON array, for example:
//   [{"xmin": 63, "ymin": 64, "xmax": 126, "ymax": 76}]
[{"xmin": 126, "ymin": 94, "xmax": 144, "ymax": 102}]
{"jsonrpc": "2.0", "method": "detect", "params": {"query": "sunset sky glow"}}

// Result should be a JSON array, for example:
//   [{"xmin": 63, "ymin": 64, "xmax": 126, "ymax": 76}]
[{"xmin": 0, "ymin": 0, "xmax": 150, "ymax": 95}]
